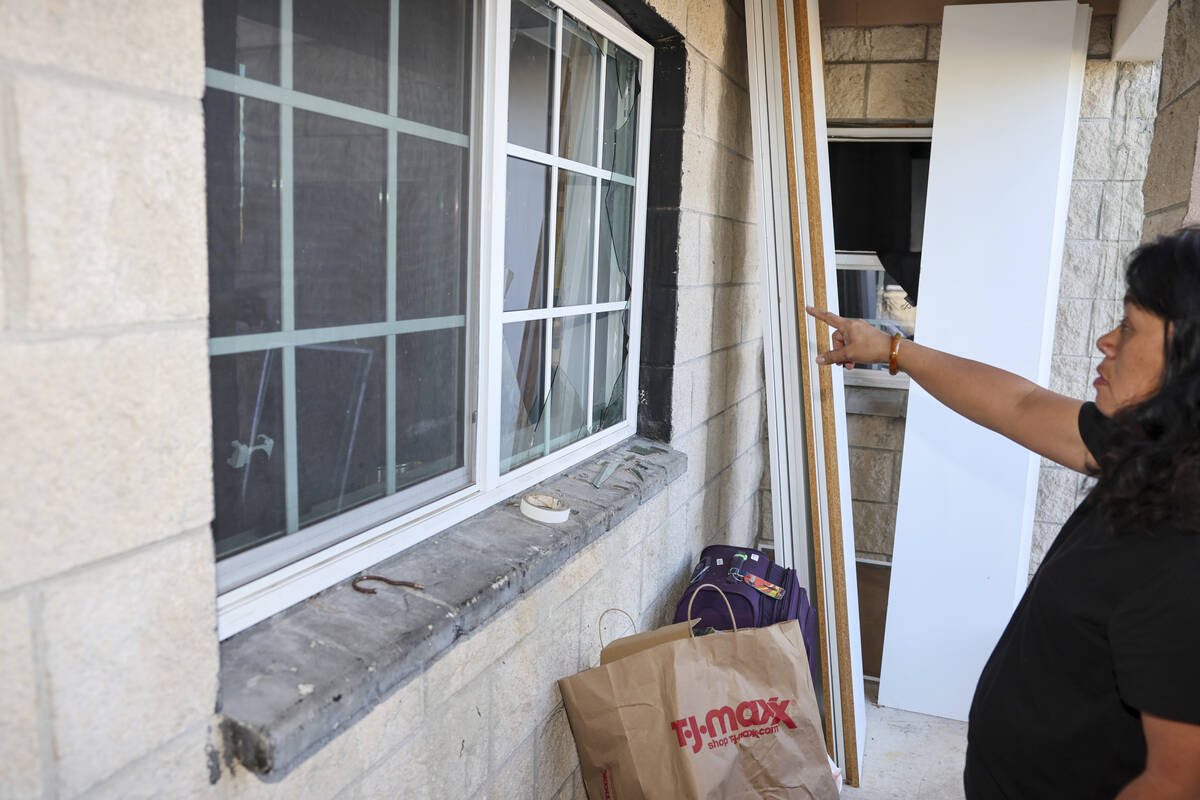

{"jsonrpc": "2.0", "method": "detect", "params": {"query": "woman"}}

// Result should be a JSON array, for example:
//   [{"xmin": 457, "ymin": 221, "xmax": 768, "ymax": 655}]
[{"xmin": 807, "ymin": 228, "xmax": 1200, "ymax": 799}]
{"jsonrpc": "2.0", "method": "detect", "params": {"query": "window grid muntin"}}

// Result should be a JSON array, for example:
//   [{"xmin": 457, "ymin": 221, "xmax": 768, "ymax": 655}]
[
  {"xmin": 213, "ymin": 0, "xmax": 651, "ymax": 634},
  {"xmin": 385, "ymin": 0, "xmax": 400, "ymax": 495},
  {"xmin": 279, "ymin": 0, "xmax": 298, "ymax": 533},
  {"xmin": 207, "ymin": 0, "xmax": 475, "ymax": 569},
  {"xmin": 541, "ymin": 6, "xmax": 563, "ymax": 463},
  {"xmin": 585, "ymin": 41, "xmax": 605, "ymax": 434},
  {"xmin": 500, "ymin": 1, "xmax": 636, "ymax": 474}
]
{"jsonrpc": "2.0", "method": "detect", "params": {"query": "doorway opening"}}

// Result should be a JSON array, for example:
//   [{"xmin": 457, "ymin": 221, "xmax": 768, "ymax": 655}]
[{"xmin": 828, "ymin": 127, "xmax": 931, "ymax": 681}]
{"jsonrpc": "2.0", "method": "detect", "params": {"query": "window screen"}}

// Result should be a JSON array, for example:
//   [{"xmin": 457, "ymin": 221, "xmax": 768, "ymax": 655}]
[{"xmin": 204, "ymin": 0, "xmax": 473, "ymax": 566}]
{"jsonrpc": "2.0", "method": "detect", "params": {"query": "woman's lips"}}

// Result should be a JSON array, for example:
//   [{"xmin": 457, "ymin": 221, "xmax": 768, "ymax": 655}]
[{"xmin": 1094, "ymin": 373, "xmax": 1108, "ymax": 388}]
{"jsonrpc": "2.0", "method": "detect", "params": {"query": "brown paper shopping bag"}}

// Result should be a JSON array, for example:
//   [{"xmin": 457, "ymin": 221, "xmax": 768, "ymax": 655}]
[
  {"xmin": 599, "ymin": 610, "xmax": 698, "ymax": 665},
  {"xmin": 559, "ymin": 585, "xmax": 838, "ymax": 799}
]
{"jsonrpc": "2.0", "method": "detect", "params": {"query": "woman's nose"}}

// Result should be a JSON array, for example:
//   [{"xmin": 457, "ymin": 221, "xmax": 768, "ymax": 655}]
[{"xmin": 1096, "ymin": 328, "xmax": 1117, "ymax": 356}]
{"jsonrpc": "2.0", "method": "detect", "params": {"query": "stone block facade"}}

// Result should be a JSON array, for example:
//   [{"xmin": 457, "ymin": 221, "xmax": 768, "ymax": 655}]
[
  {"xmin": 667, "ymin": 0, "xmax": 766, "ymax": 556},
  {"xmin": 1143, "ymin": 0, "xmax": 1200, "ymax": 238},
  {"xmin": 0, "ymin": 0, "xmax": 219, "ymax": 795},
  {"xmin": 0, "ymin": 0, "xmax": 767, "ymax": 796},
  {"xmin": 1034, "ymin": 19, "xmax": 1160, "ymax": 575},
  {"xmin": 822, "ymin": 24, "xmax": 939, "ymax": 125},
  {"xmin": 846, "ymin": 403, "xmax": 905, "ymax": 561}
]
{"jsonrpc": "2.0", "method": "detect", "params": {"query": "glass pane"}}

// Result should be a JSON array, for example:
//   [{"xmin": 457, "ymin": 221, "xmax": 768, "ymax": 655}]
[
  {"xmin": 835, "ymin": 268, "xmax": 916, "ymax": 349},
  {"xmin": 293, "ymin": 0, "xmax": 388, "ymax": 112},
  {"xmin": 205, "ymin": 91, "xmax": 282, "ymax": 337},
  {"xmin": 204, "ymin": 0, "xmax": 280, "ymax": 83},
  {"xmin": 294, "ymin": 111, "xmax": 388, "ymax": 329},
  {"xmin": 396, "ymin": 328, "xmax": 466, "ymax": 490},
  {"xmin": 296, "ymin": 337, "xmax": 387, "ymax": 527},
  {"xmin": 508, "ymin": 0, "xmax": 556, "ymax": 152},
  {"xmin": 558, "ymin": 14, "xmax": 600, "ymax": 165},
  {"xmin": 504, "ymin": 157, "xmax": 550, "ymax": 311},
  {"xmin": 554, "ymin": 170, "xmax": 595, "ymax": 307},
  {"xmin": 211, "ymin": 349, "xmax": 287, "ymax": 559},
  {"xmin": 602, "ymin": 44, "xmax": 639, "ymax": 177},
  {"xmin": 501, "ymin": 320, "xmax": 546, "ymax": 471},
  {"xmin": 597, "ymin": 180, "xmax": 632, "ymax": 303},
  {"xmin": 593, "ymin": 310, "xmax": 627, "ymax": 431},
  {"xmin": 396, "ymin": 137, "xmax": 470, "ymax": 320},
  {"xmin": 396, "ymin": 0, "xmax": 473, "ymax": 132},
  {"xmin": 550, "ymin": 316, "xmax": 590, "ymax": 449}
]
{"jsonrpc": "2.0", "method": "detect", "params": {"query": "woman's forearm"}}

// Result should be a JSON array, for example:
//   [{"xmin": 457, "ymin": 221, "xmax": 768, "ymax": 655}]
[
  {"xmin": 893, "ymin": 339, "xmax": 1088, "ymax": 471},
  {"xmin": 806, "ymin": 306, "xmax": 1090, "ymax": 471},
  {"xmin": 896, "ymin": 339, "xmax": 1031, "ymax": 434}
]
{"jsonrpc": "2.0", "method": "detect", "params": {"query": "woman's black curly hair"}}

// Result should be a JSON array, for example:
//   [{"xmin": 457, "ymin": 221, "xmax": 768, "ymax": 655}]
[{"xmin": 1093, "ymin": 227, "xmax": 1200, "ymax": 533}]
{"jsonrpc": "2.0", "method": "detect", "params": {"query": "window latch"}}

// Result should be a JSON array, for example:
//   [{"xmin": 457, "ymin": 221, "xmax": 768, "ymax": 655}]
[{"xmin": 227, "ymin": 434, "xmax": 274, "ymax": 469}]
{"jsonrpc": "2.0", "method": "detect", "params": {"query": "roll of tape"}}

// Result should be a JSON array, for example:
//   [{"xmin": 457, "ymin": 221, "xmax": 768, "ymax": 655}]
[{"xmin": 520, "ymin": 493, "xmax": 570, "ymax": 524}]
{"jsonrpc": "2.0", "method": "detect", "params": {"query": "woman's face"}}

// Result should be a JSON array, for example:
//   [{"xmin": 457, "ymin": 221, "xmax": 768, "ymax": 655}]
[{"xmin": 1094, "ymin": 300, "xmax": 1169, "ymax": 415}]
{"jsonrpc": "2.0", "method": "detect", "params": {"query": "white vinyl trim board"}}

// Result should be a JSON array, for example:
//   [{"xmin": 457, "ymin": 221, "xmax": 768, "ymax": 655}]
[{"xmin": 878, "ymin": 1, "xmax": 1090, "ymax": 721}]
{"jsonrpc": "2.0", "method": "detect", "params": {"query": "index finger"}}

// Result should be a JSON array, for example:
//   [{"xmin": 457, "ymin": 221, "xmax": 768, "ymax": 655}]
[{"xmin": 805, "ymin": 305, "xmax": 848, "ymax": 329}]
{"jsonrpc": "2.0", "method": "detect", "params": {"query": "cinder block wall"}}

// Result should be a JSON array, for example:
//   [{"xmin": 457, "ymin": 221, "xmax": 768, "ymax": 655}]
[
  {"xmin": 819, "ymin": 17, "xmax": 1161, "ymax": 574},
  {"xmin": 664, "ymin": 0, "xmax": 767, "ymax": 558},
  {"xmin": 0, "ymin": 3, "xmax": 220, "ymax": 797},
  {"xmin": 0, "ymin": 0, "xmax": 767, "ymax": 796},
  {"xmin": 822, "ymin": 24, "xmax": 939, "ymax": 124},
  {"xmin": 846, "ymin": 402, "xmax": 904, "ymax": 561},
  {"xmin": 1033, "ymin": 19, "xmax": 1160, "ymax": 574},
  {"xmin": 1143, "ymin": 0, "xmax": 1200, "ymax": 237}
]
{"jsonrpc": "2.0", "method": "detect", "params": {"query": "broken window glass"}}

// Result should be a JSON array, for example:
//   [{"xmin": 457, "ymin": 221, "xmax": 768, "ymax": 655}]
[
  {"xmin": 597, "ymin": 180, "xmax": 632, "ymax": 303},
  {"xmin": 501, "ymin": 320, "xmax": 548, "ymax": 470},
  {"xmin": 593, "ymin": 310, "xmax": 627, "ymax": 431},
  {"xmin": 550, "ymin": 315, "xmax": 591, "ymax": 447},
  {"xmin": 558, "ymin": 13, "xmax": 601, "ymax": 165},
  {"xmin": 602, "ymin": 43, "xmax": 639, "ymax": 177}
]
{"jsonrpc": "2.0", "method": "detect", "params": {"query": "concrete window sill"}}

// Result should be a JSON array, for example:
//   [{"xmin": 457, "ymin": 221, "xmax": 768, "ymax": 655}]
[{"xmin": 218, "ymin": 436, "xmax": 686, "ymax": 780}]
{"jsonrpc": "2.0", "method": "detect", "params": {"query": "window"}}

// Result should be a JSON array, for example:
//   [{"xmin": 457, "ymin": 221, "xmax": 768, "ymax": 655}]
[
  {"xmin": 204, "ymin": 0, "xmax": 652, "ymax": 637},
  {"xmin": 827, "ymin": 130, "xmax": 930, "ymax": 376}
]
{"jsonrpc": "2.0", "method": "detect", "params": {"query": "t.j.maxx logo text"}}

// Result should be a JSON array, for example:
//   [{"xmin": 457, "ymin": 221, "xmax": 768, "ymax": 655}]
[{"xmin": 670, "ymin": 697, "xmax": 796, "ymax": 753}]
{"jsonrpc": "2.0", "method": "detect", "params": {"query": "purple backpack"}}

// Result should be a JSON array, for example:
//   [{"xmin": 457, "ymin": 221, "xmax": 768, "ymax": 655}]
[{"xmin": 674, "ymin": 544, "xmax": 820, "ymax": 686}]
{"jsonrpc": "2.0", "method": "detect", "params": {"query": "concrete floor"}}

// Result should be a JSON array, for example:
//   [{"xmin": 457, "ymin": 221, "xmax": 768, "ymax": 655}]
[{"xmin": 840, "ymin": 682, "xmax": 968, "ymax": 800}]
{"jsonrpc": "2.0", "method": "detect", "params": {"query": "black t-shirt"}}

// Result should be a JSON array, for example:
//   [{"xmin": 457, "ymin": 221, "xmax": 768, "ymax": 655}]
[{"xmin": 965, "ymin": 402, "xmax": 1200, "ymax": 798}]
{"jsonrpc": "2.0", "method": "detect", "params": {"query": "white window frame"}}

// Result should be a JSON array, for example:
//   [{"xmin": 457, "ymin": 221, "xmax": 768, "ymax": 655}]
[{"xmin": 213, "ymin": 0, "xmax": 655, "ymax": 640}]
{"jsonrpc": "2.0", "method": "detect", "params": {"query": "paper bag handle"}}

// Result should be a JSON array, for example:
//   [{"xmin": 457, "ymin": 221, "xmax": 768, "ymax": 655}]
[
  {"xmin": 686, "ymin": 583, "xmax": 739, "ymax": 635},
  {"xmin": 597, "ymin": 608, "xmax": 637, "ymax": 649}
]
